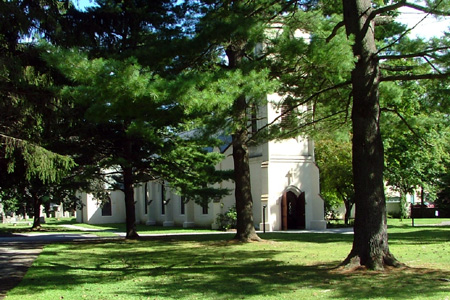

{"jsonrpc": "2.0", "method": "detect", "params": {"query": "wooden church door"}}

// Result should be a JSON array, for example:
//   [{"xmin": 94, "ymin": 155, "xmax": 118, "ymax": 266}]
[{"xmin": 282, "ymin": 191, "xmax": 305, "ymax": 230}]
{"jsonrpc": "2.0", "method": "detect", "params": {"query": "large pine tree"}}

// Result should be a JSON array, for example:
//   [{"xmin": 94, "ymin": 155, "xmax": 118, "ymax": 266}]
[
  {"xmin": 180, "ymin": 0, "xmax": 296, "ymax": 241},
  {"xmin": 45, "ymin": 0, "xmax": 230, "ymax": 238}
]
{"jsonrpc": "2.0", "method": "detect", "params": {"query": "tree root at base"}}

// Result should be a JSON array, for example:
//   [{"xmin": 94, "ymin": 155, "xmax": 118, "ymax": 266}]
[
  {"xmin": 339, "ymin": 253, "xmax": 405, "ymax": 271},
  {"xmin": 233, "ymin": 233, "xmax": 262, "ymax": 243}
]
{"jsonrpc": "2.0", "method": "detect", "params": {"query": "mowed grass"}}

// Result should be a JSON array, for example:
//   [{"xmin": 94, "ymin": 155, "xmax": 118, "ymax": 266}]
[
  {"xmin": 0, "ymin": 217, "xmax": 216, "ymax": 237},
  {"xmin": 0, "ymin": 217, "xmax": 83, "ymax": 235},
  {"xmin": 6, "ymin": 222, "xmax": 450, "ymax": 300},
  {"xmin": 74, "ymin": 222, "xmax": 218, "ymax": 235}
]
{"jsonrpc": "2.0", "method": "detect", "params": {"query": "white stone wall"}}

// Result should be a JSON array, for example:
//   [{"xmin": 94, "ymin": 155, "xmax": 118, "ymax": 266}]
[{"xmin": 76, "ymin": 190, "xmax": 126, "ymax": 224}]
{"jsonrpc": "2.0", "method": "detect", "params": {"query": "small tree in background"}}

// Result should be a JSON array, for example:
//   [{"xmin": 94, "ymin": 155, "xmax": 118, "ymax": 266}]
[{"xmin": 315, "ymin": 135, "xmax": 354, "ymax": 225}]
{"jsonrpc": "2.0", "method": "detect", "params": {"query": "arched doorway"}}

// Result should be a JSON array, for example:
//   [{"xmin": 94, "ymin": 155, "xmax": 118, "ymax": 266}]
[{"xmin": 281, "ymin": 190, "xmax": 305, "ymax": 230}]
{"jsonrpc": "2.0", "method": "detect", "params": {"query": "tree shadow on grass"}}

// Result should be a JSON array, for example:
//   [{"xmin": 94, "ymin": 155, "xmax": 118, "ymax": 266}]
[
  {"xmin": 258, "ymin": 232, "xmax": 354, "ymax": 244},
  {"xmin": 388, "ymin": 229, "xmax": 450, "ymax": 245},
  {"xmin": 9, "ymin": 236, "xmax": 450, "ymax": 300}
]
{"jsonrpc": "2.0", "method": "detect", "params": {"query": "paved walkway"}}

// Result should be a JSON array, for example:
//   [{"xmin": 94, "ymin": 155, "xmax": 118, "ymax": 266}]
[{"xmin": 0, "ymin": 240, "xmax": 43, "ymax": 299}]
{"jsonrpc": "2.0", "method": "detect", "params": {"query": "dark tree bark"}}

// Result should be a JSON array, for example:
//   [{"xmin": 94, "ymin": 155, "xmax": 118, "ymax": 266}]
[
  {"xmin": 341, "ymin": 0, "xmax": 401, "ymax": 270},
  {"xmin": 232, "ymin": 96, "xmax": 261, "ymax": 242},
  {"xmin": 122, "ymin": 138, "xmax": 139, "ymax": 239},
  {"xmin": 227, "ymin": 44, "xmax": 260, "ymax": 242},
  {"xmin": 123, "ymin": 165, "xmax": 138, "ymax": 239}
]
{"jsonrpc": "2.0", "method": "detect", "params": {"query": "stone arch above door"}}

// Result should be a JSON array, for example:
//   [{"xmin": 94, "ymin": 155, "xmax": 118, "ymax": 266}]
[{"xmin": 285, "ymin": 186, "xmax": 303, "ymax": 198}]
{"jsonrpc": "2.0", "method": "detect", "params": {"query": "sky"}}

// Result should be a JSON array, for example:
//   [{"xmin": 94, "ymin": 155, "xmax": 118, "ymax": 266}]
[
  {"xmin": 397, "ymin": 6, "xmax": 450, "ymax": 39},
  {"xmin": 73, "ymin": 0, "xmax": 449, "ymax": 39}
]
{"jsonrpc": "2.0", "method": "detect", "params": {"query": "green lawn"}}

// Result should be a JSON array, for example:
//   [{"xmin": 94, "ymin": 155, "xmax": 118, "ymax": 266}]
[
  {"xmin": 5, "ymin": 221, "xmax": 449, "ymax": 300},
  {"xmin": 0, "ymin": 217, "xmax": 82, "ymax": 235},
  {"xmin": 74, "ymin": 222, "xmax": 218, "ymax": 235},
  {"xmin": 387, "ymin": 218, "xmax": 450, "ymax": 227},
  {"xmin": 0, "ymin": 217, "xmax": 217, "ymax": 236}
]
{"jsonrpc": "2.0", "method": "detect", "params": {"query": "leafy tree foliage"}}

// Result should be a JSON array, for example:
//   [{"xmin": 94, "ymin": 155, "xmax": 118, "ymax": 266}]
[
  {"xmin": 0, "ymin": 1, "xmax": 78, "ymax": 228},
  {"xmin": 324, "ymin": 0, "xmax": 449, "ymax": 270},
  {"xmin": 315, "ymin": 135, "xmax": 354, "ymax": 224},
  {"xmin": 264, "ymin": 0, "xmax": 449, "ymax": 269}
]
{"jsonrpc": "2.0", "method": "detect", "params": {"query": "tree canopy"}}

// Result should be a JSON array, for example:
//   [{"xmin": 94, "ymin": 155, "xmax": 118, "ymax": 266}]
[{"xmin": 0, "ymin": 1, "xmax": 75, "ymax": 183}]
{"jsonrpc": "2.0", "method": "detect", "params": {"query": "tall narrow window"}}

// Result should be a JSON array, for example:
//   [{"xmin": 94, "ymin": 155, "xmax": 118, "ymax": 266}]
[
  {"xmin": 144, "ymin": 183, "xmax": 148, "ymax": 215},
  {"xmin": 101, "ymin": 197, "xmax": 112, "ymax": 216},
  {"xmin": 280, "ymin": 104, "xmax": 291, "ymax": 126},
  {"xmin": 202, "ymin": 203, "xmax": 208, "ymax": 215},
  {"xmin": 280, "ymin": 97, "xmax": 296, "ymax": 127},
  {"xmin": 251, "ymin": 104, "xmax": 258, "ymax": 135},
  {"xmin": 161, "ymin": 183, "xmax": 165, "ymax": 215},
  {"xmin": 180, "ymin": 196, "xmax": 185, "ymax": 215}
]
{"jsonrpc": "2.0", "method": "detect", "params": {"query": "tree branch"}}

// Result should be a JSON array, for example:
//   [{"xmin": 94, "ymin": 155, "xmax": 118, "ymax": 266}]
[
  {"xmin": 327, "ymin": 0, "xmax": 449, "ymax": 43},
  {"xmin": 380, "ymin": 72, "xmax": 450, "ymax": 82},
  {"xmin": 378, "ymin": 46, "xmax": 450, "ymax": 60},
  {"xmin": 380, "ymin": 65, "xmax": 415, "ymax": 71},
  {"xmin": 374, "ymin": 0, "xmax": 448, "ymax": 55},
  {"xmin": 381, "ymin": 107, "xmax": 430, "ymax": 145},
  {"xmin": 403, "ymin": 1, "xmax": 450, "ymax": 16},
  {"xmin": 326, "ymin": 20, "xmax": 345, "ymax": 43},
  {"xmin": 423, "ymin": 56, "xmax": 443, "ymax": 74},
  {"xmin": 274, "ymin": 109, "xmax": 349, "ymax": 140},
  {"xmin": 372, "ymin": 0, "xmax": 450, "ymax": 17},
  {"xmin": 371, "ymin": 1, "xmax": 406, "ymax": 17}
]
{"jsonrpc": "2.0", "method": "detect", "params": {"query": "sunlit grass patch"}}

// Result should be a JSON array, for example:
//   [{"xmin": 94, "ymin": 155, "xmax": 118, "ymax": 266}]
[
  {"xmin": 74, "ymin": 222, "xmax": 218, "ymax": 234},
  {"xmin": 6, "ymin": 225, "xmax": 449, "ymax": 300},
  {"xmin": 0, "ymin": 217, "xmax": 81, "ymax": 234}
]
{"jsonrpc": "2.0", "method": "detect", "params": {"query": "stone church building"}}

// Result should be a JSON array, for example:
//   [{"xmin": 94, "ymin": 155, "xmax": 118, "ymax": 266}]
[{"xmin": 76, "ymin": 94, "xmax": 326, "ymax": 231}]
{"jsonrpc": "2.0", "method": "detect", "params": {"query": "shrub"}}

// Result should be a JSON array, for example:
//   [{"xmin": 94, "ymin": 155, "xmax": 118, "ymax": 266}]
[{"xmin": 215, "ymin": 205, "xmax": 237, "ymax": 231}]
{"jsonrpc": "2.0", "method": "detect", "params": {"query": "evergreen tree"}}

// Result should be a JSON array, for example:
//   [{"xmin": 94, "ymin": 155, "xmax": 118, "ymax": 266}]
[
  {"xmin": 1, "ymin": 1, "xmax": 77, "ymax": 227},
  {"xmin": 47, "ymin": 48, "xmax": 229, "ymax": 238},
  {"xmin": 0, "ymin": 0, "xmax": 75, "ymax": 184},
  {"xmin": 337, "ymin": 0, "xmax": 449, "ymax": 270},
  {"xmin": 35, "ymin": 0, "xmax": 227, "ymax": 238},
  {"xmin": 177, "ymin": 0, "xmax": 314, "ymax": 241}
]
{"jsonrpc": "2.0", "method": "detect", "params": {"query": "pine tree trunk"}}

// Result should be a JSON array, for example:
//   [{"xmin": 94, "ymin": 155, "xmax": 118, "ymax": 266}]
[
  {"xmin": 232, "ymin": 96, "xmax": 260, "ymax": 242},
  {"xmin": 227, "ymin": 43, "xmax": 260, "ymax": 242},
  {"xmin": 123, "ymin": 138, "xmax": 139, "ymax": 239},
  {"xmin": 341, "ymin": 0, "xmax": 401, "ymax": 270}
]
